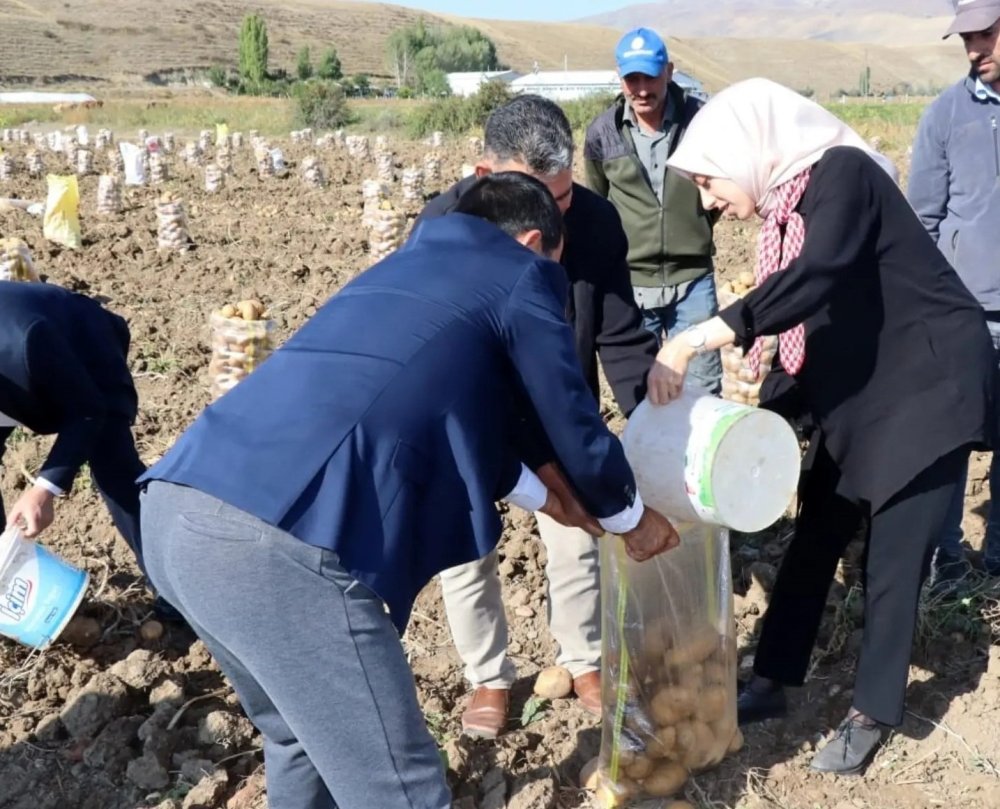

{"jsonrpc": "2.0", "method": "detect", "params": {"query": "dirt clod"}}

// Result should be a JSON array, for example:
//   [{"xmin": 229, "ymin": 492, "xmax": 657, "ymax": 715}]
[
  {"xmin": 182, "ymin": 769, "xmax": 229, "ymax": 809},
  {"xmin": 60, "ymin": 671, "xmax": 132, "ymax": 740},
  {"xmin": 125, "ymin": 752, "xmax": 171, "ymax": 790}
]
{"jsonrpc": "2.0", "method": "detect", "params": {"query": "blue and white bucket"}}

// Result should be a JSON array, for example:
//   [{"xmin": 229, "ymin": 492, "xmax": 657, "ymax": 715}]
[{"xmin": 0, "ymin": 527, "xmax": 89, "ymax": 649}]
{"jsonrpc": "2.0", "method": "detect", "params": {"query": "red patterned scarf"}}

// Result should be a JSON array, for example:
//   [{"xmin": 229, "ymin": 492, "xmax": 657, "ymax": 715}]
[{"xmin": 748, "ymin": 168, "xmax": 811, "ymax": 377}]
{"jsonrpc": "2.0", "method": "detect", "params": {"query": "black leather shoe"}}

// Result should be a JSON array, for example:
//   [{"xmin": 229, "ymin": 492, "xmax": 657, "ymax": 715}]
[
  {"xmin": 810, "ymin": 716, "xmax": 884, "ymax": 775},
  {"xmin": 737, "ymin": 682, "xmax": 787, "ymax": 725}
]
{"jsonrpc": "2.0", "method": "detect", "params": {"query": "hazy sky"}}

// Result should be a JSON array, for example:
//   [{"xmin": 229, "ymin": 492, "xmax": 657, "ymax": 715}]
[{"xmin": 351, "ymin": 0, "xmax": 627, "ymax": 21}]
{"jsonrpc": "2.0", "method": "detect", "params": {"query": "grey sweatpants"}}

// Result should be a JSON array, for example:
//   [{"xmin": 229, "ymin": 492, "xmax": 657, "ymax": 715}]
[{"xmin": 140, "ymin": 480, "xmax": 450, "ymax": 809}]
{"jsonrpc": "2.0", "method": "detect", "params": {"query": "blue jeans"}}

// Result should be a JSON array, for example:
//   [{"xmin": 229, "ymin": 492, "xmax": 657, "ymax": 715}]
[
  {"xmin": 141, "ymin": 481, "xmax": 451, "ymax": 809},
  {"xmin": 938, "ymin": 319, "xmax": 1000, "ymax": 569},
  {"xmin": 639, "ymin": 272, "xmax": 722, "ymax": 395}
]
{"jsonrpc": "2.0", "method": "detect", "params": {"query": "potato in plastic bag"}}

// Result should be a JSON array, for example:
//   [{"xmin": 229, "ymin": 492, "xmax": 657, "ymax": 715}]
[{"xmin": 595, "ymin": 525, "xmax": 739, "ymax": 806}]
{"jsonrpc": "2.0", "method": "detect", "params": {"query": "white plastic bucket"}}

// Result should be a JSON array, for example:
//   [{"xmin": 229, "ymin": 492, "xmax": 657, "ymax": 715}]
[
  {"xmin": 622, "ymin": 393, "xmax": 801, "ymax": 532},
  {"xmin": 0, "ymin": 527, "xmax": 89, "ymax": 648}
]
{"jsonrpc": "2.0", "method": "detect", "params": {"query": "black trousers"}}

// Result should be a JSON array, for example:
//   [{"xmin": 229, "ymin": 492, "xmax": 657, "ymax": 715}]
[
  {"xmin": 0, "ymin": 418, "xmax": 146, "ymax": 564},
  {"xmin": 753, "ymin": 440, "xmax": 968, "ymax": 726}
]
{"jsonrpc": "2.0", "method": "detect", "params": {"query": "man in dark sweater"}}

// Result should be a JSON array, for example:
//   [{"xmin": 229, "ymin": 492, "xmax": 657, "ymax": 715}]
[
  {"xmin": 414, "ymin": 95, "xmax": 659, "ymax": 738},
  {"xmin": 584, "ymin": 27, "xmax": 721, "ymax": 394}
]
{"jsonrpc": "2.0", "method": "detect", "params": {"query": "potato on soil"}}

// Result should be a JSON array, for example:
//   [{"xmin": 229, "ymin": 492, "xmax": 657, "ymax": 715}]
[
  {"xmin": 665, "ymin": 802, "xmax": 696, "ymax": 809},
  {"xmin": 139, "ymin": 620, "xmax": 165, "ymax": 643},
  {"xmin": 533, "ymin": 665, "xmax": 573, "ymax": 699},
  {"xmin": 738, "ymin": 271, "xmax": 755, "ymax": 287},
  {"xmin": 641, "ymin": 761, "xmax": 687, "ymax": 797}
]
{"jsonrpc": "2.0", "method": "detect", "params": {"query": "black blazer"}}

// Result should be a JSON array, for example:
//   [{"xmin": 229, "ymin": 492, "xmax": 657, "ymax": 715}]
[
  {"xmin": 722, "ymin": 147, "xmax": 996, "ymax": 512},
  {"xmin": 416, "ymin": 178, "xmax": 658, "ymax": 415},
  {"xmin": 0, "ymin": 282, "xmax": 138, "ymax": 491}
]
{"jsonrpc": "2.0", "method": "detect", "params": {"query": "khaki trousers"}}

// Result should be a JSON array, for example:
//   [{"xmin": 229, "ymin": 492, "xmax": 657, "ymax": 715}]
[{"xmin": 438, "ymin": 511, "xmax": 601, "ymax": 688}]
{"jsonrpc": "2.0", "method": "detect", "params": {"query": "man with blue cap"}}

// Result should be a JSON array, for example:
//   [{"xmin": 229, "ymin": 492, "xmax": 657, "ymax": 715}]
[{"xmin": 585, "ymin": 27, "xmax": 721, "ymax": 394}]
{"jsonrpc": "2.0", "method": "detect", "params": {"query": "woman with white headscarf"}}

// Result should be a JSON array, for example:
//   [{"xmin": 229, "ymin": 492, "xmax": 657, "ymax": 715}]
[{"xmin": 646, "ymin": 78, "xmax": 997, "ymax": 775}]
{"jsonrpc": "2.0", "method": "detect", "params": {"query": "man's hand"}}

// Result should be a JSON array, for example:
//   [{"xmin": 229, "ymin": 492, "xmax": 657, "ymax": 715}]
[
  {"xmin": 646, "ymin": 338, "xmax": 694, "ymax": 405},
  {"xmin": 536, "ymin": 462, "xmax": 602, "ymax": 536},
  {"xmin": 6, "ymin": 485, "xmax": 56, "ymax": 537},
  {"xmin": 620, "ymin": 506, "xmax": 679, "ymax": 561}
]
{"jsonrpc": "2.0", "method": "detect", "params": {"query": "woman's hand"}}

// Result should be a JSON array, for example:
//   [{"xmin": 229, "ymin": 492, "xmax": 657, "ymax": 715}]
[{"xmin": 647, "ymin": 337, "xmax": 695, "ymax": 405}]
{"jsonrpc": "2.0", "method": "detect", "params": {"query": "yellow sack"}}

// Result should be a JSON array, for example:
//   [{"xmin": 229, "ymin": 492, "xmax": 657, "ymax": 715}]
[
  {"xmin": 215, "ymin": 123, "xmax": 230, "ymax": 145},
  {"xmin": 43, "ymin": 174, "xmax": 82, "ymax": 250}
]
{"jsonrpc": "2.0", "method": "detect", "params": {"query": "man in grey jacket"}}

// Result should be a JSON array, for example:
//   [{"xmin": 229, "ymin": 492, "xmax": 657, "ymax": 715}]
[{"xmin": 909, "ymin": 0, "xmax": 1000, "ymax": 585}]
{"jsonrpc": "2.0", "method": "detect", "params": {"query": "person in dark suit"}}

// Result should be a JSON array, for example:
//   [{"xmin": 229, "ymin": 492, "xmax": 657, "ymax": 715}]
[
  {"xmin": 654, "ymin": 79, "xmax": 996, "ymax": 775},
  {"xmin": 138, "ymin": 173, "xmax": 678, "ymax": 809},
  {"xmin": 416, "ymin": 94, "xmax": 662, "ymax": 737},
  {"xmin": 0, "ymin": 281, "xmax": 144, "ymax": 555}
]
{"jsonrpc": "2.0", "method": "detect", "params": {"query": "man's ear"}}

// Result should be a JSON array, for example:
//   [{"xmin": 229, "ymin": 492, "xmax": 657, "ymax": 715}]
[
  {"xmin": 474, "ymin": 163, "xmax": 493, "ymax": 178},
  {"xmin": 513, "ymin": 228, "xmax": 544, "ymax": 255},
  {"xmin": 665, "ymin": 61, "xmax": 675, "ymax": 82}
]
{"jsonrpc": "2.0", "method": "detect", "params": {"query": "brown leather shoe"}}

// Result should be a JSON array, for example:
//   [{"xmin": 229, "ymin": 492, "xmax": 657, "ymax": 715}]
[
  {"xmin": 461, "ymin": 686, "xmax": 509, "ymax": 739},
  {"xmin": 573, "ymin": 671, "xmax": 602, "ymax": 716}
]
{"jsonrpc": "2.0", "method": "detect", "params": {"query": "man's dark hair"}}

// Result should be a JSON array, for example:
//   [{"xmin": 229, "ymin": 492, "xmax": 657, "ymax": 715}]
[
  {"xmin": 454, "ymin": 172, "xmax": 564, "ymax": 255},
  {"xmin": 483, "ymin": 95, "xmax": 574, "ymax": 175}
]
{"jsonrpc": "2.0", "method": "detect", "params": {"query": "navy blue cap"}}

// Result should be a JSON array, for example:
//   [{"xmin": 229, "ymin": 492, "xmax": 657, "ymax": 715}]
[{"xmin": 615, "ymin": 28, "xmax": 669, "ymax": 77}]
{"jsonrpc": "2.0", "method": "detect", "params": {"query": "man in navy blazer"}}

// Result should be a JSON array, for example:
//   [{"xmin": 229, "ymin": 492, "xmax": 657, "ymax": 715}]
[
  {"xmin": 139, "ymin": 174, "xmax": 677, "ymax": 809},
  {"xmin": 0, "ymin": 281, "xmax": 144, "ymax": 555}
]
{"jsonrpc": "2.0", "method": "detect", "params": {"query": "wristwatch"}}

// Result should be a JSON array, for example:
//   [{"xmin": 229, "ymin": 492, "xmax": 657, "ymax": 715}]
[{"xmin": 684, "ymin": 327, "xmax": 708, "ymax": 354}]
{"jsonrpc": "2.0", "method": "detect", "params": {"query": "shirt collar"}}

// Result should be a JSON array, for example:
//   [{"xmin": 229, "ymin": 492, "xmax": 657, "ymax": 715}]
[
  {"xmin": 623, "ymin": 92, "xmax": 677, "ymax": 131},
  {"xmin": 974, "ymin": 77, "xmax": 1000, "ymax": 103}
]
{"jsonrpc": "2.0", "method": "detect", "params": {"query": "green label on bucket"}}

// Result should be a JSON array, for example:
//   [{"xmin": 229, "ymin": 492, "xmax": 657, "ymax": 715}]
[{"xmin": 685, "ymin": 401, "xmax": 752, "ymax": 521}]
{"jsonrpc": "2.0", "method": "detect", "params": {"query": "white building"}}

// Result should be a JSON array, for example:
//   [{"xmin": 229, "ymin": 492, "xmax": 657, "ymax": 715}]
[
  {"xmin": 506, "ymin": 69, "xmax": 707, "ymax": 102},
  {"xmin": 508, "ymin": 70, "xmax": 620, "ymax": 102},
  {"xmin": 446, "ymin": 70, "xmax": 521, "ymax": 98}
]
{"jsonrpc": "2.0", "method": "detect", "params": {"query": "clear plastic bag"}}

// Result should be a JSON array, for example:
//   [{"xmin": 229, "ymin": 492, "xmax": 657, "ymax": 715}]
[
  {"xmin": 208, "ymin": 311, "xmax": 275, "ymax": 399},
  {"xmin": 594, "ymin": 525, "xmax": 740, "ymax": 806}
]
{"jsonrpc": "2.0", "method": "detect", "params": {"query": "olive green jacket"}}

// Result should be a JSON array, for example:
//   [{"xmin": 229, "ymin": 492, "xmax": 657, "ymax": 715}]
[{"xmin": 583, "ymin": 84, "xmax": 715, "ymax": 288}]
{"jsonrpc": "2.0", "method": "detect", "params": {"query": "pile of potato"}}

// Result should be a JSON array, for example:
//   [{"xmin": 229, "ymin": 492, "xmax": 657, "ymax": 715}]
[
  {"xmin": 401, "ymin": 167, "xmax": 424, "ymax": 201},
  {"xmin": 156, "ymin": 193, "xmax": 192, "ymax": 253},
  {"xmin": 0, "ymin": 238, "xmax": 39, "ymax": 282},
  {"xmin": 204, "ymin": 164, "xmax": 224, "ymax": 194},
  {"xmin": 148, "ymin": 151, "xmax": 169, "ymax": 185},
  {"xmin": 368, "ymin": 202, "xmax": 406, "ymax": 264},
  {"xmin": 0, "ymin": 154, "xmax": 15, "ymax": 181},
  {"xmin": 590, "ymin": 623, "xmax": 740, "ymax": 807},
  {"xmin": 717, "ymin": 272, "xmax": 778, "ymax": 406},
  {"xmin": 97, "ymin": 174, "xmax": 122, "ymax": 216},
  {"xmin": 208, "ymin": 300, "xmax": 274, "ymax": 399},
  {"xmin": 376, "ymin": 151, "xmax": 395, "ymax": 184},
  {"xmin": 423, "ymin": 153, "xmax": 442, "ymax": 183},
  {"xmin": 26, "ymin": 150, "xmax": 44, "ymax": 178},
  {"xmin": 301, "ymin": 156, "xmax": 326, "ymax": 189}
]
